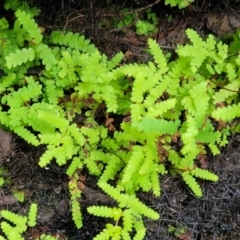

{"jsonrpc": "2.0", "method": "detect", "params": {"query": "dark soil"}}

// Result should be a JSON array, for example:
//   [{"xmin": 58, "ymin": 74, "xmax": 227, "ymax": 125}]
[{"xmin": 0, "ymin": 0, "xmax": 240, "ymax": 239}]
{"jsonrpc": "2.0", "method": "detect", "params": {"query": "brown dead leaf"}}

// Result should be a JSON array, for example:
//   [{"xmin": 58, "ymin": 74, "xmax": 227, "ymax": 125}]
[
  {"xmin": 79, "ymin": 174, "xmax": 86, "ymax": 182},
  {"xmin": 197, "ymin": 154, "xmax": 209, "ymax": 169},
  {"xmin": 178, "ymin": 232, "xmax": 191, "ymax": 240},
  {"xmin": 105, "ymin": 115, "xmax": 116, "ymax": 131},
  {"xmin": 77, "ymin": 181, "xmax": 85, "ymax": 190}
]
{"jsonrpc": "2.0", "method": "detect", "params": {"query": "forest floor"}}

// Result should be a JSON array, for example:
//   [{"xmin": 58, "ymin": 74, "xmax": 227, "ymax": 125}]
[{"xmin": 0, "ymin": 0, "xmax": 240, "ymax": 239}]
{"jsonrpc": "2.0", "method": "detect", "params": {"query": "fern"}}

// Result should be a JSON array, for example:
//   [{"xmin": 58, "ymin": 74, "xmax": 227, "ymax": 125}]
[
  {"xmin": 27, "ymin": 203, "xmax": 38, "ymax": 227},
  {"xmin": 1, "ymin": 2, "xmax": 240, "ymax": 239},
  {"xmin": 191, "ymin": 168, "xmax": 218, "ymax": 181},
  {"xmin": 5, "ymin": 48, "xmax": 35, "ymax": 69},
  {"xmin": 148, "ymin": 38, "xmax": 168, "ymax": 74},
  {"xmin": 35, "ymin": 234, "xmax": 59, "ymax": 240},
  {"xmin": 134, "ymin": 118, "xmax": 180, "ymax": 135},
  {"xmin": 69, "ymin": 174, "xmax": 82, "ymax": 228},
  {"xmin": 98, "ymin": 182, "xmax": 159, "ymax": 220},
  {"xmin": 0, "ymin": 203, "xmax": 37, "ymax": 240},
  {"xmin": 182, "ymin": 171, "xmax": 202, "ymax": 197},
  {"xmin": 15, "ymin": 10, "xmax": 42, "ymax": 44},
  {"xmin": 212, "ymin": 103, "xmax": 240, "ymax": 122},
  {"xmin": 50, "ymin": 31, "xmax": 97, "ymax": 54}
]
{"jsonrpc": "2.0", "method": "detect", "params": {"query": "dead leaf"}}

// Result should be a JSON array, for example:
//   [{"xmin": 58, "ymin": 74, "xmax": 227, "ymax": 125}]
[
  {"xmin": 178, "ymin": 232, "xmax": 191, "ymax": 240},
  {"xmin": 77, "ymin": 181, "xmax": 85, "ymax": 190},
  {"xmin": 197, "ymin": 154, "xmax": 209, "ymax": 169}
]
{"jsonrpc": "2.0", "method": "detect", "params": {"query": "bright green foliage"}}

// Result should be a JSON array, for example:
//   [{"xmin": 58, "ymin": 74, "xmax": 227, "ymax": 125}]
[
  {"xmin": 68, "ymin": 174, "xmax": 82, "ymax": 229},
  {"xmin": 50, "ymin": 31, "xmax": 97, "ymax": 54},
  {"xmin": 27, "ymin": 203, "xmax": 38, "ymax": 227},
  {"xmin": 1, "ymin": 2, "xmax": 240, "ymax": 239},
  {"xmin": 135, "ymin": 10, "xmax": 158, "ymax": 36},
  {"xmin": 165, "ymin": 0, "xmax": 194, "ymax": 9},
  {"xmin": 35, "ymin": 235, "xmax": 58, "ymax": 240},
  {"xmin": 0, "ymin": 203, "xmax": 37, "ymax": 240}
]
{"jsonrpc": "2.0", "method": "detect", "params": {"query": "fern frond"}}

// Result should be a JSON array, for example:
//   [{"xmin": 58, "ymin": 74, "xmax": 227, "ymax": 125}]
[
  {"xmin": 122, "ymin": 145, "xmax": 144, "ymax": 184},
  {"xmin": 107, "ymin": 52, "xmax": 124, "ymax": 70},
  {"xmin": 99, "ymin": 154, "xmax": 123, "ymax": 182},
  {"xmin": 88, "ymin": 206, "xmax": 122, "ymax": 221},
  {"xmin": 191, "ymin": 168, "xmax": 218, "ymax": 181},
  {"xmin": 36, "ymin": 44, "xmax": 58, "ymax": 71},
  {"xmin": 182, "ymin": 171, "xmax": 202, "ymax": 197},
  {"xmin": 98, "ymin": 182, "xmax": 159, "ymax": 220},
  {"xmin": 134, "ymin": 118, "xmax": 180, "ymax": 135},
  {"xmin": 0, "ymin": 211, "xmax": 27, "ymax": 231},
  {"xmin": 50, "ymin": 31, "xmax": 97, "ymax": 54},
  {"xmin": 0, "ymin": 73, "xmax": 16, "ymax": 93},
  {"xmin": 148, "ymin": 38, "xmax": 168, "ymax": 74},
  {"xmin": 13, "ymin": 126, "xmax": 39, "ymax": 146},
  {"xmin": 27, "ymin": 203, "xmax": 38, "ymax": 227},
  {"xmin": 66, "ymin": 157, "xmax": 83, "ymax": 176},
  {"xmin": 211, "ymin": 103, "xmax": 240, "ymax": 122},
  {"xmin": 70, "ymin": 196, "xmax": 82, "ymax": 229},
  {"xmin": 15, "ymin": 10, "xmax": 42, "ymax": 44},
  {"xmin": 1, "ymin": 222, "xmax": 23, "ymax": 240},
  {"xmin": 69, "ymin": 176, "xmax": 82, "ymax": 228},
  {"xmin": 94, "ymin": 224, "xmax": 122, "ymax": 240},
  {"xmin": 132, "ymin": 218, "xmax": 146, "ymax": 240},
  {"xmin": 213, "ymin": 81, "xmax": 239, "ymax": 104},
  {"xmin": 5, "ymin": 48, "xmax": 35, "ymax": 69},
  {"xmin": 122, "ymin": 209, "xmax": 133, "ymax": 233}
]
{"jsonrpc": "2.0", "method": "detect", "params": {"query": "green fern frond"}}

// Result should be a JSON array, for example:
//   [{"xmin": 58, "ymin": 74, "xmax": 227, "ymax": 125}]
[
  {"xmin": 14, "ymin": 126, "xmax": 39, "ymax": 146},
  {"xmin": 0, "ymin": 73, "xmax": 16, "ymax": 92},
  {"xmin": 122, "ymin": 145, "xmax": 144, "ymax": 184},
  {"xmin": 134, "ymin": 118, "xmax": 180, "ymax": 135},
  {"xmin": 191, "ymin": 168, "xmax": 218, "ymax": 181},
  {"xmin": 148, "ymin": 38, "xmax": 168, "ymax": 74},
  {"xmin": 69, "ymin": 176, "xmax": 82, "ymax": 229},
  {"xmin": 5, "ymin": 48, "xmax": 35, "ymax": 69},
  {"xmin": 107, "ymin": 52, "xmax": 124, "ymax": 70},
  {"xmin": 35, "ymin": 234, "xmax": 59, "ymax": 240},
  {"xmin": 182, "ymin": 171, "xmax": 202, "ymax": 197},
  {"xmin": 0, "ymin": 211, "xmax": 27, "ymax": 232},
  {"xmin": 27, "ymin": 203, "xmax": 37, "ymax": 227},
  {"xmin": 36, "ymin": 44, "xmax": 58, "ymax": 71},
  {"xmin": 88, "ymin": 206, "xmax": 122, "ymax": 221},
  {"xmin": 211, "ymin": 103, "xmax": 240, "ymax": 122},
  {"xmin": 213, "ymin": 81, "xmax": 239, "ymax": 104},
  {"xmin": 66, "ymin": 157, "xmax": 83, "ymax": 176},
  {"xmin": 15, "ymin": 10, "xmax": 42, "ymax": 44},
  {"xmin": 98, "ymin": 182, "xmax": 159, "ymax": 220},
  {"xmin": 132, "ymin": 219, "xmax": 146, "ymax": 240},
  {"xmin": 50, "ymin": 31, "xmax": 97, "ymax": 54},
  {"xmin": 1, "ymin": 222, "xmax": 23, "ymax": 240}
]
